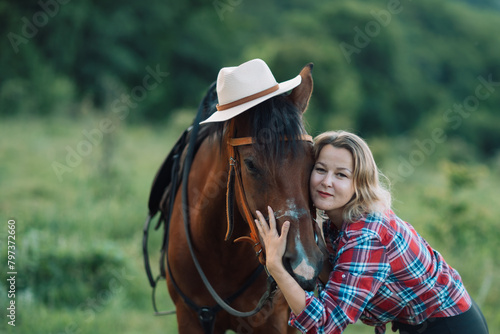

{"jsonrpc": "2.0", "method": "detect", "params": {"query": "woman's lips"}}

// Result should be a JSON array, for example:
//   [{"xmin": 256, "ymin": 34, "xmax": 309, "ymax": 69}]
[{"xmin": 318, "ymin": 191, "xmax": 333, "ymax": 198}]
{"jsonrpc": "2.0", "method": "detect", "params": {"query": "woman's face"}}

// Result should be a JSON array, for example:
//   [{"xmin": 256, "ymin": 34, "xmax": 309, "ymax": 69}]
[{"xmin": 310, "ymin": 145, "xmax": 355, "ymax": 220}]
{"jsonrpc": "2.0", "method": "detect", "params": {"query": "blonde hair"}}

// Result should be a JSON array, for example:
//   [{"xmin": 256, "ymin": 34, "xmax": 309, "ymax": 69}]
[{"xmin": 313, "ymin": 131, "xmax": 391, "ymax": 223}]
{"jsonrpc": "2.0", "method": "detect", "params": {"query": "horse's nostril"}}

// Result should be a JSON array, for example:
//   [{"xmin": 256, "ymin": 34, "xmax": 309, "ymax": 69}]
[{"xmin": 282, "ymin": 255, "xmax": 293, "ymax": 273}]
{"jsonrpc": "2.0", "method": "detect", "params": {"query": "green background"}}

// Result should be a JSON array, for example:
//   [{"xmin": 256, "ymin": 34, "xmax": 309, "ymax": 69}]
[{"xmin": 1, "ymin": 0, "xmax": 499, "ymax": 333}]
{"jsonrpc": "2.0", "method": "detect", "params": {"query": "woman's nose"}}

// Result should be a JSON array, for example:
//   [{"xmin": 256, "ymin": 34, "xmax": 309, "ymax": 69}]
[{"xmin": 321, "ymin": 174, "xmax": 333, "ymax": 188}]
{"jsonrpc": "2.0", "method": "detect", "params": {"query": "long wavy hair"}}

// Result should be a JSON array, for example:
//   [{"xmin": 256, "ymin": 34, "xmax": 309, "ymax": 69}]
[{"xmin": 313, "ymin": 130, "xmax": 392, "ymax": 223}]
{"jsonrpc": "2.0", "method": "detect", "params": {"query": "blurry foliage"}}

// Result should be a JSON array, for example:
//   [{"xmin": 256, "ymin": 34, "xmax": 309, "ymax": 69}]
[
  {"xmin": 1, "ymin": 113, "xmax": 499, "ymax": 331},
  {"xmin": 1, "ymin": 1, "xmax": 499, "ymax": 330},
  {"xmin": 419, "ymin": 161, "xmax": 499, "ymax": 260},
  {"xmin": 9, "ymin": 229, "xmax": 130, "ymax": 308},
  {"xmin": 1, "ymin": 0, "xmax": 499, "ymax": 157}
]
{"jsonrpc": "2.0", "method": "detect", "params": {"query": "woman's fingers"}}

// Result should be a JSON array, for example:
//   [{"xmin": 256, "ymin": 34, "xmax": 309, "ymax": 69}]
[
  {"xmin": 256, "ymin": 207, "xmax": 279, "ymax": 235},
  {"xmin": 255, "ymin": 210, "xmax": 268, "ymax": 233},
  {"xmin": 280, "ymin": 221, "xmax": 290, "ymax": 240},
  {"xmin": 267, "ymin": 206, "xmax": 276, "ymax": 231},
  {"xmin": 255, "ymin": 208, "xmax": 290, "ymax": 273},
  {"xmin": 255, "ymin": 219, "xmax": 267, "ymax": 240}
]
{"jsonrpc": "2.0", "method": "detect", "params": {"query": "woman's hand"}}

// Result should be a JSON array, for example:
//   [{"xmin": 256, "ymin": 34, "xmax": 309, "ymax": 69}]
[
  {"xmin": 255, "ymin": 206, "xmax": 290, "ymax": 275},
  {"xmin": 255, "ymin": 206, "xmax": 307, "ymax": 315}
]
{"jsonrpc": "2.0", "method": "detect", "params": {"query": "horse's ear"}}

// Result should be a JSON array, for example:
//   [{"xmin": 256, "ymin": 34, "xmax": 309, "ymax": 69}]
[{"xmin": 287, "ymin": 63, "xmax": 314, "ymax": 114}]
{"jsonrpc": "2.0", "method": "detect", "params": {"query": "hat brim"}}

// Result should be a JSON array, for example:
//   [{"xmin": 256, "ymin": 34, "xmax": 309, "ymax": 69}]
[{"xmin": 200, "ymin": 74, "xmax": 302, "ymax": 124}]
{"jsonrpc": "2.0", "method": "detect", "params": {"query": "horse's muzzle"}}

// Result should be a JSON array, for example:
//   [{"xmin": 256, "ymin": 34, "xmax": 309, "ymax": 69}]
[{"xmin": 283, "ymin": 248, "xmax": 323, "ymax": 291}]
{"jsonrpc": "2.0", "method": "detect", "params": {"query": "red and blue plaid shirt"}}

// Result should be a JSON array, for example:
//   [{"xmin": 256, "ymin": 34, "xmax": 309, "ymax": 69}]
[{"xmin": 289, "ymin": 210, "xmax": 471, "ymax": 334}]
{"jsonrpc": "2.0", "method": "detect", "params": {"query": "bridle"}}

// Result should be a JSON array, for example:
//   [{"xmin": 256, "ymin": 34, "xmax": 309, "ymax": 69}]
[
  {"xmin": 142, "ymin": 84, "xmax": 316, "ymax": 332},
  {"xmin": 224, "ymin": 118, "xmax": 313, "ymax": 265},
  {"xmin": 178, "ymin": 105, "xmax": 314, "ymax": 321}
]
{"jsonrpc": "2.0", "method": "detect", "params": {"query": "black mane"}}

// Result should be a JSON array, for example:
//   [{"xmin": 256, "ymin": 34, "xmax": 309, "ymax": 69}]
[
  {"xmin": 248, "ymin": 95, "xmax": 307, "ymax": 164},
  {"xmin": 202, "ymin": 95, "xmax": 306, "ymax": 164},
  {"xmin": 199, "ymin": 81, "xmax": 308, "ymax": 168}
]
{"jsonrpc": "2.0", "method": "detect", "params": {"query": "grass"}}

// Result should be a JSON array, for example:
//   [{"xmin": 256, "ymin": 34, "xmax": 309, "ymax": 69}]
[
  {"xmin": 1, "ymin": 114, "xmax": 498, "ymax": 333},
  {"xmin": 0, "ymin": 115, "xmax": 180, "ymax": 334}
]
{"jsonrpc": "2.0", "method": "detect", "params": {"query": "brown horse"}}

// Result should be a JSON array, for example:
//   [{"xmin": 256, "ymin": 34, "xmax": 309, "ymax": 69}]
[{"xmin": 148, "ymin": 63, "xmax": 323, "ymax": 333}]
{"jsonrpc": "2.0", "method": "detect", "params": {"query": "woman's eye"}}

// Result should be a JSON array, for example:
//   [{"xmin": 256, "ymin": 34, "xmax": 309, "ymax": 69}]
[
  {"xmin": 315, "ymin": 167, "xmax": 326, "ymax": 173},
  {"xmin": 337, "ymin": 173, "xmax": 347, "ymax": 178}
]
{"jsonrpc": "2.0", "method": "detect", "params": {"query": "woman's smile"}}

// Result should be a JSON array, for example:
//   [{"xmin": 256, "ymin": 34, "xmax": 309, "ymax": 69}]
[
  {"xmin": 317, "ymin": 190, "xmax": 333, "ymax": 198},
  {"xmin": 309, "ymin": 145, "xmax": 355, "ymax": 223}
]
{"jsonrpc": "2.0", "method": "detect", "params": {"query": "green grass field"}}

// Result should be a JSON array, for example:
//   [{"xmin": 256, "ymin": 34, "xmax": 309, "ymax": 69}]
[{"xmin": 1, "ymin": 115, "xmax": 498, "ymax": 333}]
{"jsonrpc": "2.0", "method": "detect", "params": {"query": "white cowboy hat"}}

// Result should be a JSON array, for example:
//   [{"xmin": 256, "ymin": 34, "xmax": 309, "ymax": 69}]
[{"xmin": 200, "ymin": 58, "xmax": 302, "ymax": 124}]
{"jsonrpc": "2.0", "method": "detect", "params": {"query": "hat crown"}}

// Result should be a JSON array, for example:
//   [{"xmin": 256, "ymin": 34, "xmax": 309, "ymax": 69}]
[
  {"xmin": 217, "ymin": 59, "xmax": 278, "ymax": 105},
  {"xmin": 200, "ymin": 58, "xmax": 301, "ymax": 124}
]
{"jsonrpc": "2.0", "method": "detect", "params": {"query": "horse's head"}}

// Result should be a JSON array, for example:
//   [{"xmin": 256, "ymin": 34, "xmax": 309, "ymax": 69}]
[{"xmin": 228, "ymin": 64, "xmax": 323, "ymax": 291}]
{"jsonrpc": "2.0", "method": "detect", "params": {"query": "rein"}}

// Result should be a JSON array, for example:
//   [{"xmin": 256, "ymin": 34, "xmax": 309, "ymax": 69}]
[
  {"xmin": 143, "ymin": 94, "xmax": 314, "ymax": 328},
  {"xmin": 180, "ymin": 104, "xmax": 277, "ymax": 320}
]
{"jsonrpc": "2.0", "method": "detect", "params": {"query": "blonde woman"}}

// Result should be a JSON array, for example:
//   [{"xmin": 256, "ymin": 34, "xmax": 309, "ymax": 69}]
[{"xmin": 255, "ymin": 131, "xmax": 488, "ymax": 334}]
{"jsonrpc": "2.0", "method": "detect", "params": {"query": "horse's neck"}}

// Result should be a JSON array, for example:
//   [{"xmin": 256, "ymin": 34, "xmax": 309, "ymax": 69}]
[
  {"xmin": 187, "ymin": 138, "xmax": 252, "ymax": 249},
  {"xmin": 188, "ymin": 139, "xmax": 230, "ymax": 239}
]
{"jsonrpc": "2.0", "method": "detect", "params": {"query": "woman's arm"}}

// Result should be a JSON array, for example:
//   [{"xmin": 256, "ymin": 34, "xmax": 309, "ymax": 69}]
[
  {"xmin": 255, "ymin": 207, "xmax": 307, "ymax": 315},
  {"xmin": 257, "ymin": 207, "xmax": 391, "ymax": 333},
  {"xmin": 290, "ymin": 229, "xmax": 391, "ymax": 334},
  {"xmin": 267, "ymin": 261, "xmax": 308, "ymax": 315}
]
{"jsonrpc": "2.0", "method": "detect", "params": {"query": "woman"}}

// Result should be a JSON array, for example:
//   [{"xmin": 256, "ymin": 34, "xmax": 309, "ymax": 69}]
[{"xmin": 255, "ymin": 131, "xmax": 488, "ymax": 334}]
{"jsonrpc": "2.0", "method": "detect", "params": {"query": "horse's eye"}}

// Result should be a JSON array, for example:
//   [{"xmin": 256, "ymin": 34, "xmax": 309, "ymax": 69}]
[{"xmin": 244, "ymin": 158, "xmax": 259, "ymax": 175}]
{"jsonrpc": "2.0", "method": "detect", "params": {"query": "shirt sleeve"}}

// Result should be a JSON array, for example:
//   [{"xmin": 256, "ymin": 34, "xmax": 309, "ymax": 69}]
[{"xmin": 289, "ymin": 230, "xmax": 391, "ymax": 334}]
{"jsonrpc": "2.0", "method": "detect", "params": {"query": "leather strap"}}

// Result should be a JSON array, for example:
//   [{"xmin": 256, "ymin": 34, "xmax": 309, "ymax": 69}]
[
  {"xmin": 181, "ymin": 106, "xmax": 277, "ymax": 319},
  {"xmin": 224, "ymin": 119, "xmax": 313, "ymax": 265},
  {"xmin": 228, "ymin": 134, "xmax": 313, "ymax": 147},
  {"xmin": 216, "ymin": 85, "xmax": 279, "ymax": 111}
]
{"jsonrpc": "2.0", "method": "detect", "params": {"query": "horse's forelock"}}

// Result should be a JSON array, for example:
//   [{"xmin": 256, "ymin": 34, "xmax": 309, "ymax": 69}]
[
  {"xmin": 208, "ymin": 94, "xmax": 307, "ymax": 165},
  {"xmin": 250, "ymin": 95, "xmax": 306, "ymax": 167}
]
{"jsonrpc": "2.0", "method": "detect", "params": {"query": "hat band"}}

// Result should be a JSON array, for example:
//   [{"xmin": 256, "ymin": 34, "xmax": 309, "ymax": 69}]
[{"xmin": 216, "ymin": 84, "xmax": 279, "ymax": 111}]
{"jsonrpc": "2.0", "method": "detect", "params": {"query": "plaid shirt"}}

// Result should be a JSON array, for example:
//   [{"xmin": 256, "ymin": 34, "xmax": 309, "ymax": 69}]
[{"xmin": 289, "ymin": 210, "xmax": 471, "ymax": 334}]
